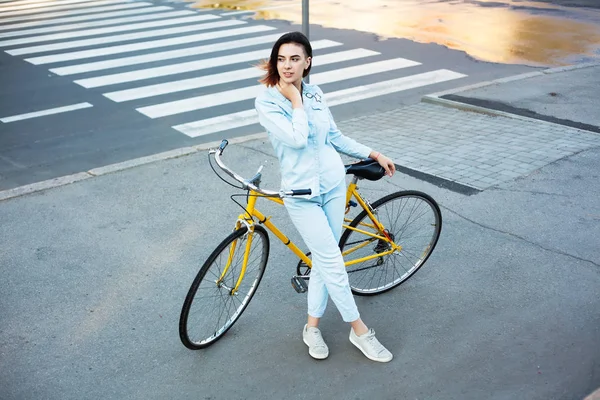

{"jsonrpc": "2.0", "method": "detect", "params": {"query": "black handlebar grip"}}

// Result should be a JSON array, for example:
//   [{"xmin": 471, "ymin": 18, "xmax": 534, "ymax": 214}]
[
  {"xmin": 291, "ymin": 189, "xmax": 312, "ymax": 196},
  {"xmin": 218, "ymin": 139, "xmax": 229, "ymax": 153}
]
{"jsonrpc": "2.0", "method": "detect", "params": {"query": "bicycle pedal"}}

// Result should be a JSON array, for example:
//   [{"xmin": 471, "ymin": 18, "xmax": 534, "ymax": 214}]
[{"xmin": 291, "ymin": 275, "xmax": 309, "ymax": 293}]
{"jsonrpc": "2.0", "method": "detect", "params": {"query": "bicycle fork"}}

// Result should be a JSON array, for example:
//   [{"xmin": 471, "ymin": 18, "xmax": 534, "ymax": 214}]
[{"xmin": 216, "ymin": 195, "xmax": 259, "ymax": 295}]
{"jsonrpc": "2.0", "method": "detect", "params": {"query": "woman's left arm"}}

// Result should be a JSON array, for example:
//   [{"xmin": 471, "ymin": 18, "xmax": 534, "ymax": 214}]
[{"xmin": 327, "ymin": 108, "xmax": 396, "ymax": 177}]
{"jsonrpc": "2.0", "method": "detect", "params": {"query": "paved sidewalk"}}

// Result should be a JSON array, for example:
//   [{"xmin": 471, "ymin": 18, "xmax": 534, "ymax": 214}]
[
  {"xmin": 430, "ymin": 63, "xmax": 600, "ymax": 133},
  {"xmin": 340, "ymin": 103, "xmax": 600, "ymax": 191}
]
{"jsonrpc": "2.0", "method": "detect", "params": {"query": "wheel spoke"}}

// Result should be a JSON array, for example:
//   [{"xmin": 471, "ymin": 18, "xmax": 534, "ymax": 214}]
[
  {"xmin": 340, "ymin": 192, "xmax": 441, "ymax": 295},
  {"xmin": 179, "ymin": 226, "xmax": 269, "ymax": 349}
]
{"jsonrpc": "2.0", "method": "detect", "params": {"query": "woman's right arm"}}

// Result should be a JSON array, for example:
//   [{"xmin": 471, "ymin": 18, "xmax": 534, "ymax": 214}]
[{"xmin": 255, "ymin": 97, "xmax": 309, "ymax": 149}]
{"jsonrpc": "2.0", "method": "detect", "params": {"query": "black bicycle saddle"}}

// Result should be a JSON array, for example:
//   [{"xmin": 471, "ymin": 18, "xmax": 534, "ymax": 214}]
[{"xmin": 345, "ymin": 158, "xmax": 386, "ymax": 181}]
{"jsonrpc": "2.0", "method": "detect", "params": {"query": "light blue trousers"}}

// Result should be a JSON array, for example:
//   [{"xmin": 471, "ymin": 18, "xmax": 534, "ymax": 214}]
[{"xmin": 284, "ymin": 180, "xmax": 360, "ymax": 323}]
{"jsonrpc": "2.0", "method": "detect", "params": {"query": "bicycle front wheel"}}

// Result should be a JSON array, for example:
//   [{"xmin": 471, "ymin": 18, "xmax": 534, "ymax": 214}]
[
  {"xmin": 179, "ymin": 225, "xmax": 269, "ymax": 349},
  {"xmin": 339, "ymin": 190, "xmax": 442, "ymax": 296}
]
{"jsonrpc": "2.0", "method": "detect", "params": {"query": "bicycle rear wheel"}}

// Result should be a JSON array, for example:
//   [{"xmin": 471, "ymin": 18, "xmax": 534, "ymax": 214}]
[
  {"xmin": 179, "ymin": 225, "xmax": 269, "ymax": 349},
  {"xmin": 339, "ymin": 190, "xmax": 442, "ymax": 296}
]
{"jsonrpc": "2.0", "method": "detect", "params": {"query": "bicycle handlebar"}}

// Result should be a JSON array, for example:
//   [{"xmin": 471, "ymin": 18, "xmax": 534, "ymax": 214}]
[{"xmin": 211, "ymin": 139, "xmax": 312, "ymax": 198}]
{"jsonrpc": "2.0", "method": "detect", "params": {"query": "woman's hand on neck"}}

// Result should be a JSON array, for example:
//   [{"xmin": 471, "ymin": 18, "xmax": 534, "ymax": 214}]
[{"xmin": 276, "ymin": 79, "xmax": 303, "ymax": 109}]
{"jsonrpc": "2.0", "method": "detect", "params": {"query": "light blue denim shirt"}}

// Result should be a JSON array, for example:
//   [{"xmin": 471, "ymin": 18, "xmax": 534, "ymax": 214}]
[{"xmin": 255, "ymin": 82, "xmax": 372, "ymax": 197}]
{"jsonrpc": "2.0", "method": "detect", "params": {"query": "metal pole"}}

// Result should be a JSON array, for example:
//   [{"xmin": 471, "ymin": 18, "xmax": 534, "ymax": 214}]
[{"xmin": 302, "ymin": 0, "xmax": 309, "ymax": 83}]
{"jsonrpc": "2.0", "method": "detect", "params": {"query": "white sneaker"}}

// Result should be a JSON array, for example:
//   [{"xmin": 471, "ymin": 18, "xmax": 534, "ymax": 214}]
[
  {"xmin": 349, "ymin": 328, "xmax": 393, "ymax": 362},
  {"xmin": 303, "ymin": 324, "xmax": 329, "ymax": 360}
]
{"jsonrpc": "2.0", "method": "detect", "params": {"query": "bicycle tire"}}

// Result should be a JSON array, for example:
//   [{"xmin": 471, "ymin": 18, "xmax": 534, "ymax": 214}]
[
  {"xmin": 179, "ymin": 225, "xmax": 269, "ymax": 349},
  {"xmin": 339, "ymin": 190, "xmax": 442, "ymax": 296}
]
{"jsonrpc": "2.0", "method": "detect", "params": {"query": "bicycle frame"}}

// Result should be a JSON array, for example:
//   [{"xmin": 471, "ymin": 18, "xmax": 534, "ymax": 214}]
[{"xmin": 219, "ymin": 176, "xmax": 402, "ymax": 293}]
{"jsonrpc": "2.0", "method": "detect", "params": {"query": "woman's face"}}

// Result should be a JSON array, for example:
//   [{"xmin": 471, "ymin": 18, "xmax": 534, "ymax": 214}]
[{"xmin": 277, "ymin": 43, "xmax": 311, "ymax": 85}]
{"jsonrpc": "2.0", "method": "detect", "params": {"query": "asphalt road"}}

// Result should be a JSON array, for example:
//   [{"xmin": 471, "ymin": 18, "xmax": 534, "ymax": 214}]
[
  {"xmin": 1, "ymin": 137, "xmax": 598, "ymax": 400},
  {"xmin": 0, "ymin": 0, "xmax": 539, "ymax": 191}
]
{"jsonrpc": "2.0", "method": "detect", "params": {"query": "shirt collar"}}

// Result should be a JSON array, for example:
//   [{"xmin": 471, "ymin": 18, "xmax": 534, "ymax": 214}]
[{"xmin": 268, "ymin": 81, "xmax": 321, "ymax": 104}]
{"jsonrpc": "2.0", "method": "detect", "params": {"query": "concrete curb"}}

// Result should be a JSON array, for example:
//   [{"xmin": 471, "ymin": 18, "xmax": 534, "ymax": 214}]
[
  {"xmin": 0, "ymin": 132, "xmax": 267, "ymax": 203},
  {"xmin": 421, "ymin": 61, "xmax": 600, "ymax": 127}
]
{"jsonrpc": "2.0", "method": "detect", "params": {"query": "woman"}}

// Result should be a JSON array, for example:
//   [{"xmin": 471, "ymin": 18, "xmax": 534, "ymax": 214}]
[{"xmin": 254, "ymin": 31, "xmax": 396, "ymax": 362}]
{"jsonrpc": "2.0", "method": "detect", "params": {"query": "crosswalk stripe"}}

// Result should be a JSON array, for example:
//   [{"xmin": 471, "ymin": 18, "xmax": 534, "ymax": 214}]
[
  {"xmin": 0, "ymin": 2, "xmax": 151, "ymax": 25},
  {"xmin": 0, "ymin": 0, "xmax": 121, "ymax": 18},
  {"xmin": 140, "ymin": 85, "xmax": 260, "ymax": 119},
  {"xmin": 6, "ymin": 19, "xmax": 245, "ymax": 55},
  {"xmin": 172, "ymin": 70, "xmax": 466, "ymax": 138},
  {"xmin": 0, "ymin": 0, "xmax": 55, "ymax": 5},
  {"xmin": 23, "ymin": 24, "xmax": 270, "ymax": 63},
  {"xmin": 325, "ymin": 69, "xmax": 467, "ymax": 105},
  {"xmin": 173, "ymin": 109, "xmax": 256, "ymax": 138},
  {"xmin": 0, "ymin": 0, "xmax": 63, "ymax": 5},
  {"xmin": 0, "ymin": 0, "xmax": 125, "ymax": 8},
  {"xmin": 0, "ymin": 101, "xmax": 92, "ymax": 123},
  {"xmin": 0, "ymin": 3, "xmax": 162, "ymax": 32},
  {"xmin": 103, "ymin": 48, "xmax": 381, "ymax": 102},
  {"xmin": 74, "ymin": 39, "xmax": 342, "ymax": 89},
  {"xmin": 0, "ymin": 6, "xmax": 182, "ymax": 38},
  {"xmin": 311, "ymin": 58, "xmax": 421, "ymax": 84},
  {"xmin": 47, "ymin": 31, "xmax": 281, "ymax": 72},
  {"xmin": 137, "ymin": 53, "xmax": 417, "ymax": 119},
  {"xmin": 219, "ymin": 10, "xmax": 252, "ymax": 16},
  {"xmin": 0, "ymin": 0, "xmax": 107, "ymax": 13},
  {"xmin": 0, "ymin": 12, "xmax": 217, "ymax": 46},
  {"xmin": 107, "ymin": 68, "xmax": 263, "ymax": 102}
]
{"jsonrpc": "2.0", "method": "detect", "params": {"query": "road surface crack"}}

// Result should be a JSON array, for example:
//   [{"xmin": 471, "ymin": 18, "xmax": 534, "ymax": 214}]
[
  {"xmin": 442, "ymin": 206, "xmax": 600, "ymax": 268},
  {"xmin": 490, "ymin": 188, "xmax": 571, "ymax": 197},
  {"xmin": 382, "ymin": 179, "xmax": 599, "ymax": 268}
]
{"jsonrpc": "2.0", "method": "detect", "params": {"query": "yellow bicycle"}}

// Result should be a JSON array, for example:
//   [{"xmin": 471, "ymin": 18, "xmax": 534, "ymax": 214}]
[{"xmin": 179, "ymin": 140, "xmax": 442, "ymax": 349}]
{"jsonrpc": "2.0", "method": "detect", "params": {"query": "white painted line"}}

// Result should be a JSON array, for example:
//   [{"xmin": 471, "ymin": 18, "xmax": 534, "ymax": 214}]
[
  {"xmin": 42, "ymin": 29, "xmax": 278, "ymax": 69},
  {"xmin": 313, "ymin": 49, "xmax": 381, "ymax": 67},
  {"xmin": 0, "ymin": 3, "xmax": 159, "ymax": 31},
  {"xmin": 0, "ymin": 0, "xmax": 55, "ymax": 5},
  {"xmin": 0, "ymin": 6, "xmax": 178, "ymax": 38},
  {"xmin": 74, "ymin": 39, "xmax": 342, "ymax": 88},
  {"xmin": 0, "ymin": 0, "xmax": 107, "ymax": 13},
  {"xmin": 140, "ymin": 86, "xmax": 260, "ymax": 119},
  {"xmin": 137, "ymin": 48, "xmax": 393, "ymax": 119},
  {"xmin": 0, "ymin": 0, "xmax": 66, "ymax": 5},
  {"xmin": 0, "ymin": 0, "xmax": 88, "ymax": 6},
  {"xmin": 173, "ymin": 109, "xmax": 256, "ymax": 138},
  {"xmin": 106, "ymin": 69, "xmax": 263, "ymax": 102},
  {"xmin": 0, "ymin": 2, "xmax": 150, "ymax": 25},
  {"xmin": 325, "ymin": 69, "xmax": 467, "ymax": 105},
  {"xmin": 220, "ymin": 10, "xmax": 253, "ymax": 16},
  {"xmin": 27, "ymin": 24, "xmax": 266, "ymax": 64},
  {"xmin": 0, "ymin": 102, "xmax": 92, "ymax": 123},
  {"xmin": 311, "ymin": 57, "xmax": 420, "ymax": 84},
  {"xmin": 173, "ymin": 69, "xmax": 467, "ymax": 138},
  {"xmin": 7, "ymin": 19, "xmax": 245, "ymax": 55},
  {"xmin": 104, "ymin": 48, "xmax": 381, "ymax": 102},
  {"xmin": 0, "ymin": 0, "xmax": 120, "ymax": 18},
  {"xmin": 0, "ymin": 12, "xmax": 214, "ymax": 46}
]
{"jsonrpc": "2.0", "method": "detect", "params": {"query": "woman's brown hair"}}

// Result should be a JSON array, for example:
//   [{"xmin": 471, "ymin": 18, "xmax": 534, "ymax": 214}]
[{"xmin": 257, "ymin": 31, "xmax": 313, "ymax": 87}]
